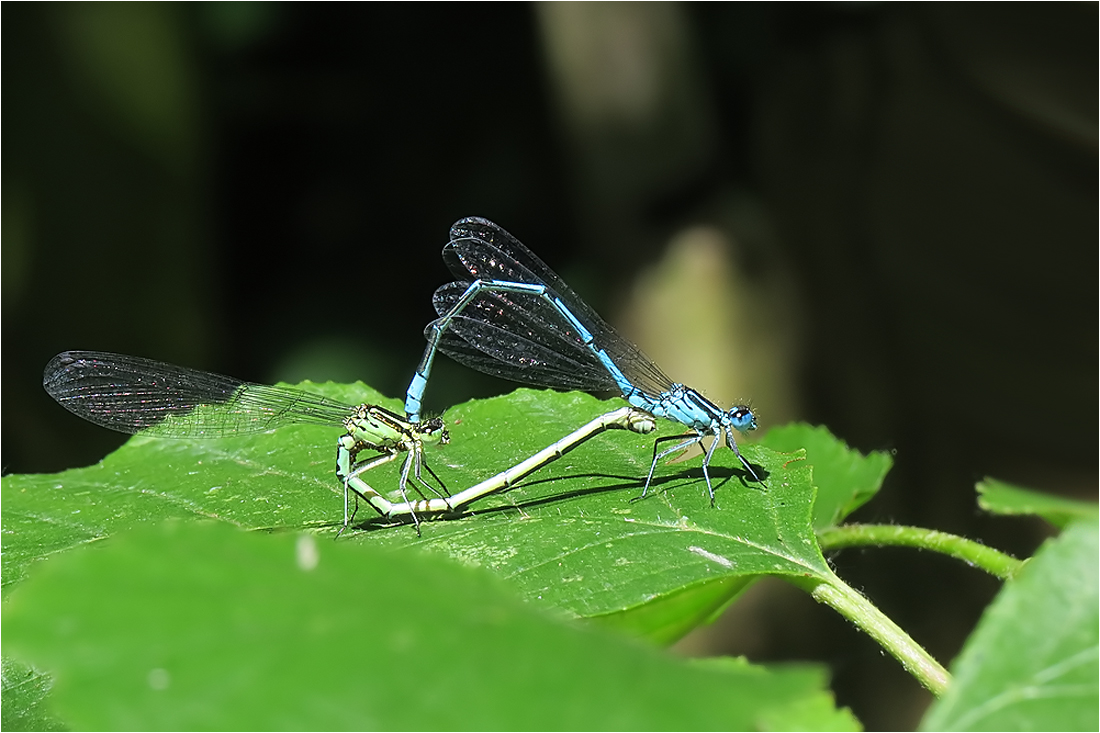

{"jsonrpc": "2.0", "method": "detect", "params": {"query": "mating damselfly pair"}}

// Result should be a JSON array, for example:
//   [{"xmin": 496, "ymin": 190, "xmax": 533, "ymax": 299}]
[{"xmin": 44, "ymin": 217, "xmax": 765, "ymax": 533}]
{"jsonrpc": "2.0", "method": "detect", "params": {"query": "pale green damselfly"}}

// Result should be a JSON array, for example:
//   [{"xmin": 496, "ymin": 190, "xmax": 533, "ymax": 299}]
[{"xmin": 44, "ymin": 351, "xmax": 654, "ymax": 532}]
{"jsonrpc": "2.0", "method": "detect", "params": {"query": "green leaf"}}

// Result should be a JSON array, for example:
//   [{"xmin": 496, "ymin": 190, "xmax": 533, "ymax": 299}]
[
  {"xmin": 5, "ymin": 386, "xmax": 832, "ymax": 674},
  {"xmin": 920, "ymin": 521, "xmax": 1099, "ymax": 731},
  {"xmin": 365, "ymin": 390, "xmax": 834, "ymax": 640},
  {"xmin": 977, "ymin": 478, "xmax": 1098, "ymax": 529},
  {"xmin": 3, "ymin": 522, "xmax": 857, "ymax": 731},
  {"xmin": 759, "ymin": 423, "xmax": 892, "ymax": 529},
  {"xmin": 2, "ymin": 657, "xmax": 66, "ymax": 732}
]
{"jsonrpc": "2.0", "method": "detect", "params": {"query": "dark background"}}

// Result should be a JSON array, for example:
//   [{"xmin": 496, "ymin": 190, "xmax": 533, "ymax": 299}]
[{"xmin": 4, "ymin": 4, "xmax": 1096, "ymax": 729}]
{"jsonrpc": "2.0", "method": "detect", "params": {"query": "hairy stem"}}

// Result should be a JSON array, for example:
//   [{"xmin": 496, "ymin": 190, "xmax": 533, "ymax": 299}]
[
  {"xmin": 818, "ymin": 524, "xmax": 1024, "ymax": 580},
  {"xmin": 788, "ymin": 572, "xmax": 952, "ymax": 696}
]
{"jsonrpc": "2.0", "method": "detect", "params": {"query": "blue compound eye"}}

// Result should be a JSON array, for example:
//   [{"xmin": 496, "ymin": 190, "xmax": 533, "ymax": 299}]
[{"xmin": 728, "ymin": 406, "xmax": 757, "ymax": 432}]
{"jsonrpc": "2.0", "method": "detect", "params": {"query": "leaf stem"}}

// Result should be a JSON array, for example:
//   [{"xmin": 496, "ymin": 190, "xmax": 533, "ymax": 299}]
[
  {"xmin": 788, "ymin": 573, "xmax": 952, "ymax": 696},
  {"xmin": 817, "ymin": 523, "xmax": 1024, "ymax": 580}
]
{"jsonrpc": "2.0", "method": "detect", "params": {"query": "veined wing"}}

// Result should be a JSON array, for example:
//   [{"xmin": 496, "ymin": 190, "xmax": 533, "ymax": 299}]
[
  {"xmin": 439, "ymin": 217, "xmax": 675, "ymax": 397},
  {"xmin": 44, "ymin": 351, "xmax": 355, "ymax": 438}
]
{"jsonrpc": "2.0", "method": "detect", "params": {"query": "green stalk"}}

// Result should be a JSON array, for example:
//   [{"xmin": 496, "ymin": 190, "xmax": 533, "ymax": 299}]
[
  {"xmin": 788, "ymin": 572, "xmax": 952, "ymax": 696},
  {"xmin": 818, "ymin": 524, "xmax": 1024, "ymax": 580}
]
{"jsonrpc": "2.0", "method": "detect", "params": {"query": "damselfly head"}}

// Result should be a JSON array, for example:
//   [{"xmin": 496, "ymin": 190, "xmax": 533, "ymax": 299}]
[
  {"xmin": 726, "ymin": 405, "xmax": 757, "ymax": 433},
  {"xmin": 417, "ymin": 416, "xmax": 450, "ymax": 446}
]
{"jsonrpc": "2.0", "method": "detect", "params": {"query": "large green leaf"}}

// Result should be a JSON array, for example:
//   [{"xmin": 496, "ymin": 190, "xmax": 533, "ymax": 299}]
[
  {"xmin": 361, "ymin": 389, "xmax": 833, "ymax": 642},
  {"xmin": 920, "ymin": 520, "xmax": 1099, "ymax": 731},
  {"xmin": 7, "ymin": 386, "xmax": 831, "ymax": 621},
  {"xmin": 6, "ymin": 384, "xmax": 866, "ymax": 725},
  {"xmin": 3, "ymin": 522, "xmax": 857, "ymax": 730}
]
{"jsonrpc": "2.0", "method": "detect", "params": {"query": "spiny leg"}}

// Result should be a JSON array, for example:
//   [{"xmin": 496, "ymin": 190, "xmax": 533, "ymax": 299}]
[
  {"xmin": 404, "ymin": 447, "xmax": 450, "ymax": 500},
  {"xmin": 634, "ymin": 432, "xmax": 705, "ymax": 501},
  {"xmin": 699, "ymin": 426, "xmax": 723, "ymax": 505},
  {"xmin": 394, "ymin": 451, "xmax": 422, "ymax": 535},
  {"xmin": 339, "ymin": 449, "xmax": 401, "ymax": 534},
  {"xmin": 724, "ymin": 430, "xmax": 767, "ymax": 487}
]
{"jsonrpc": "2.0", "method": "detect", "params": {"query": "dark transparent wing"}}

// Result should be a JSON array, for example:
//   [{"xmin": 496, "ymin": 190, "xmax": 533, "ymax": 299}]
[
  {"xmin": 441, "ymin": 217, "xmax": 675, "ymax": 397},
  {"xmin": 43, "ymin": 351, "xmax": 355, "ymax": 438},
  {"xmin": 429, "ymin": 282, "xmax": 618, "ymax": 390},
  {"xmin": 427, "ymin": 319, "xmax": 618, "ymax": 392}
]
